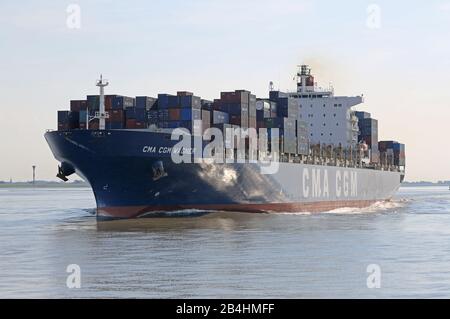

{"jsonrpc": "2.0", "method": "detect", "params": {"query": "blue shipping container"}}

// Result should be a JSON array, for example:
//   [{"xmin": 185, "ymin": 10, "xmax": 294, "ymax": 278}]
[
  {"xmin": 126, "ymin": 108, "xmax": 146, "ymax": 121},
  {"xmin": 112, "ymin": 96, "xmax": 135, "ymax": 109},
  {"xmin": 393, "ymin": 142, "xmax": 405, "ymax": 152},
  {"xmin": 355, "ymin": 111, "xmax": 371, "ymax": 121},
  {"xmin": 109, "ymin": 122, "xmax": 124, "ymax": 129},
  {"xmin": 136, "ymin": 96, "xmax": 157, "ymax": 109},
  {"xmin": 212, "ymin": 111, "xmax": 229, "ymax": 124},
  {"xmin": 269, "ymin": 91, "xmax": 288, "ymax": 100},
  {"xmin": 180, "ymin": 108, "xmax": 201, "ymax": 121},
  {"xmin": 167, "ymin": 121, "xmax": 183, "ymax": 128},
  {"xmin": 276, "ymin": 98, "xmax": 298, "ymax": 118},
  {"xmin": 58, "ymin": 111, "xmax": 70, "ymax": 122},
  {"xmin": 157, "ymin": 94, "xmax": 179, "ymax": 108},
  {"xmin": 180, "ymin": 96, "xmax": 201, "ymax": 109},
  {"xmin": 86, "ymin": 95, "xmax": 100, "ymax": 111},
  {"xmin": 168, "ymin": 96, "xmax": 180, "ymax": 108},
  {"xmin": 158, "ymin": 94, "xmax": 170, "ymax": 109},
  {"xmin": 79, "ymin": 111, "xmax": 88, "ymax": 123}
]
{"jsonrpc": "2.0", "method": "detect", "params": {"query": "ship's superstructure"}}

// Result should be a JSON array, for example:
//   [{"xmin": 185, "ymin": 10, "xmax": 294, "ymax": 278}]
[
  {"xmin": 46, "ymin": 65, "xmax": 405, "ymax": 219},
  {"xmin": 288, "ymin": 65, "xmax": 362, "ymax": 148}
]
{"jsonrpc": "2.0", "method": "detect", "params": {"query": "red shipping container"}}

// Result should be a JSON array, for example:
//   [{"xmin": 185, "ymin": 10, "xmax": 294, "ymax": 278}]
[
  {"xmin": 110, "ymin": 109, "xmax": 124, "ymax": 122},
  {"xmin": 70, "ymin": 100, "xmax": 87, "ymax": 112},
  {"xmin": 89, "ymin": 120, "xmax": 99, "ymax": 130},
  {"xmin": 220, "ymin": 90, "xmax": 250, "ymax": 104},
  {"xmin": 70, "ymin": 103, "xmax": 80, "ymax": 112},
  {"xmin": 126, "ymin": 119, "xmax": 136, "ymax": 128},
  {"xmin": 212, "ymin": 99, "xmax": 223, "ymax": 110},
  {"xmin": 126, "ymin": 119, "xmax": 146, "ymax": 129},
  {"xmin": 169, "ymin": 109, "xmax": 181, "ymax": 121},
  {"xmin": 105, "ymin": 95, "xmax": 115, "ymax": 110},
  {"xmin": 229, "ymin": 115, "xmax": 241, "ymax": 126}
]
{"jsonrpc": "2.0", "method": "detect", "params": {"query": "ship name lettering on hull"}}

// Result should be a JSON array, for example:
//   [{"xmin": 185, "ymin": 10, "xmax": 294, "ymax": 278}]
[{"xmin": 143, "ymin": 146, "xmax": 195, "ymax": 154}]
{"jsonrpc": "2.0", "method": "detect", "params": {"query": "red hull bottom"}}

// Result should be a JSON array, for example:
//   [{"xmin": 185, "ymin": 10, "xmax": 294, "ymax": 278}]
[{"xmin": 97, "ymin": 200, "xmax": 383, "ymax": 219}]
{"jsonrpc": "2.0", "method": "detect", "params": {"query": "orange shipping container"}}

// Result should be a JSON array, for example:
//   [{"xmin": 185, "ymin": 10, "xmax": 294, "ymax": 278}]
[
  {"xmin": 126, "ymin": 119, "xmax": 136, "ymax": 128},
  {"xmin": 169, "ymin": 109, "xmax": 181, "ymax": 121},
  {"xmin": 105, "ymin": 95, "xmax": 115, "ymax": 110},
  {"xmin": 126, "ymin": 119, "xmax": 146, "ymax": 129}
]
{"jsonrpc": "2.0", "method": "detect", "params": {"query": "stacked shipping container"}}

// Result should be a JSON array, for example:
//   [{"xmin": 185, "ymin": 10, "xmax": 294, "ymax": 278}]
[
  {"xmin": 297, "ymin": 121, "xmax": 309, "ymax": 155},
  {"xmin": 59, "ymin": 89, "xmax": 310, "ymax": 157},
  {"xmin": 58, "ymin": 111, "xmax": 79, "ymax": 131},
  {"xmin": 215, "ymin": 90, "xmax": 251, "ymax": 129},
  {"xmin": 355, "ymin": 111, "xmax": 379, "ymax": 163},
  {"xmin": 156, "ymin": 92, "xmax": 204, "ymax": 132},
  {"xmin": 379, "ymin": 141, "xmax": 405, "ymax": 166},
  {"xmin": 266, "ymin": 91, "xmax": 308, "ymax": 155},
  {"xmin": 136, "ymin": 96, "xmax": 157, "ymax": 110}
]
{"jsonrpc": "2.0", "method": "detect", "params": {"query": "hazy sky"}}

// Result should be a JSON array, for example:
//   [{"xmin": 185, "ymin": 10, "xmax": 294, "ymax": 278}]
[{"xmin": 1, "ymin": 0, "xmax": 449, "ymax": 182}]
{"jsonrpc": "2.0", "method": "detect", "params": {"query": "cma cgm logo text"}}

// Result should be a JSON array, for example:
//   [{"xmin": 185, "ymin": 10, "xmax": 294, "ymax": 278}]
[
  {"xmin": 142, "ymin": 146, "xmax": 196, "ymax": 155},
  {"xmin": 302, "ymin": 168, "xmax": 357, "ymax": 198}
]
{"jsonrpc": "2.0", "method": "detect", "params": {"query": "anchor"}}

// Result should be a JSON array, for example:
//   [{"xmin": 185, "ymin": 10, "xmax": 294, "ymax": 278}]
[
  {"xmin": 56, "ymin": 165, "xmax": 68, "ymax": 182},
  {"xmin": 56, "ymin": 162, "xmax": 75, "ymax": 182}
]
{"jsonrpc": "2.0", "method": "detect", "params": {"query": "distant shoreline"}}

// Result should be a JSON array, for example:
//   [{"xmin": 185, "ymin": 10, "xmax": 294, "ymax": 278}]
[
  {"xmin": 402, "ymin": 182, "xmax": 450, "ymax": 187},
  {"xmin": 0, "ymin": 181, "xmax": 89, "ymax": 188}
]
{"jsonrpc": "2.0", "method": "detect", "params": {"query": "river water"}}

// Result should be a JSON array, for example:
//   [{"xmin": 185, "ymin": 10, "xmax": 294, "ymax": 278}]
[{"xmin": 0, "ymin": 186, "xmax": 449, "ymax": 298}]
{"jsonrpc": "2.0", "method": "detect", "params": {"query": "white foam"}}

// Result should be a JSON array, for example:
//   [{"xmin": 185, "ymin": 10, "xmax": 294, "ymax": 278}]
[
  {"xmin": 270, "ymin": 199, "xmax": 408, "ymax": 216},
  {"xmin": 322, "ymin": 199, "xmax": 407, "ymax": 215}
]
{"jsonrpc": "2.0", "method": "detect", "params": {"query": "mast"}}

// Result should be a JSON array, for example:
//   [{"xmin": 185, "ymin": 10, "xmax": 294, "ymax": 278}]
[{"xmin": 96, "ymin": 75, "xmax": 109, "ymax": 130}]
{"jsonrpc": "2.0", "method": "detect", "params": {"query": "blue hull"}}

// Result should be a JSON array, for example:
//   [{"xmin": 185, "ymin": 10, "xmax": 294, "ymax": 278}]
[{"xmin": 45, "ymin": 130, "xmax": 403, "ymax": 219}]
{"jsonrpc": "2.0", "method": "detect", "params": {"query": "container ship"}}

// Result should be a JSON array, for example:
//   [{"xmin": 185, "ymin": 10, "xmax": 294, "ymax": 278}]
[{"xmin": 45, "ymin": 65, "xmax": 405, "ymax": 219}]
